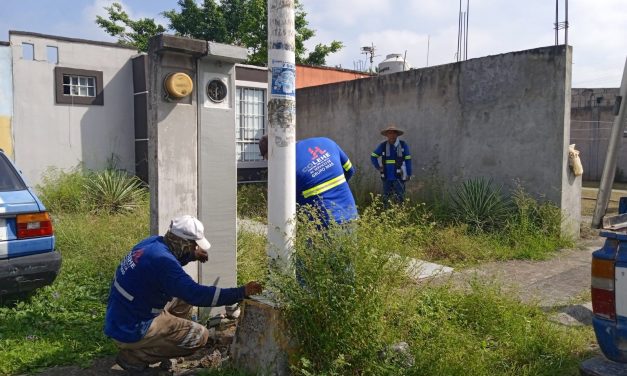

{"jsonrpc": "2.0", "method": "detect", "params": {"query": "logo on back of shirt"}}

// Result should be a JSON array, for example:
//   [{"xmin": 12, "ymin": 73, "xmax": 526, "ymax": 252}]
[
  {"xmin": 120, "ymin": 248, "xmax": 144, "ymax": 275},
  {"xmin": 132, "ymin": 249, "xmax": 144, "ymax": 264},
  {"xmin": 308, "ymin": 146, "xmax": 327, "ymax": 160}
]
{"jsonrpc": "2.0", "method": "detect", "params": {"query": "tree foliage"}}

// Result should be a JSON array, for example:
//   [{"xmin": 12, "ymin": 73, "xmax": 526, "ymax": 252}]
[
  {"xmin": 96, "ymin": 0, "xmax": 343, "ymax": 66},
  {"xmin": 95, "ymin": 3, "xmax": 166, "ymax": 52}
]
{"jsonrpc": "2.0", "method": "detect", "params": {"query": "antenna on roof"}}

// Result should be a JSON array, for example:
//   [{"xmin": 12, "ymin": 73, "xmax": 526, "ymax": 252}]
[{"xmin": 361, "ymin": 43, "xmax": 376, "ymax": 71}]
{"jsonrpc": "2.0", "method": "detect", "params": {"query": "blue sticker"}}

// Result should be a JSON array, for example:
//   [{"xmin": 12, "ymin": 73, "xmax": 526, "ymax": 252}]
[{"xmin": 271, "ymin": 61, "xmax": 296, "ymax": 97}]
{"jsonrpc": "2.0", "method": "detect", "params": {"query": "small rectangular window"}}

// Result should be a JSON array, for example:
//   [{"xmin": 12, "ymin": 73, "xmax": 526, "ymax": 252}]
[
  {"xmin": 54, "ymin": 67, "xmax": 103, "ymax": 105},
  {"xmin": 62, "ymin": 74, "xmax": 97, "ymax": 98},
  {"xmin": 46, "ymin": 46, "xmax": 58, "ymax": 64},
  {"xmin": 22, "ymin": 43, "xmax": 34, "ymax": 60}
]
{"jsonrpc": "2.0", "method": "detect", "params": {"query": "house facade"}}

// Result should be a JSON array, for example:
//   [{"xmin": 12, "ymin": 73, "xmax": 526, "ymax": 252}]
[{"xmin": 1, "ymin": 31, "xmax": 370, "ymax": 186}]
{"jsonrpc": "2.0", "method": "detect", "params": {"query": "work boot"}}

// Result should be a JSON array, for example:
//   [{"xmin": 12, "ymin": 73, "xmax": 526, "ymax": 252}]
[
  {"xmin": 115, "ymin": 353, "xmax": 148, "ymax": 373},
  {"xmin": 159, "ymin": 358, "xmax": 173, "ymax": 370}
]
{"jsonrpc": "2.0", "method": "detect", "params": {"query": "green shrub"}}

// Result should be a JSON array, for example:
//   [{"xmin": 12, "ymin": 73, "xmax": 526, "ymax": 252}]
[
  {"xmin": 269, "ymin": 215, "xmax": 408, "ymax": 375},
  {"xmin": 237, "ymin": 230, "xmax": 268, "ymax": 285},
  {"xmin": 237, "ymin": 183, "xmax": 267, "ymax": 221},
  {"xmin": 502, "ymin": 187, "xmax": 572, "ymax": 259},
  {"xmin": 266, "ymin": 210, "xmax": 592, "ymax": 375},
  {"xmin": 450, "ymin": 178, "xmax": 512, "ymax": 232},
  {"xmin": 84, "ymin": 169, "xmax": 147, "ymax": 214},
  {"xmin": 36, "ymin": 167, "xmax": 89, "ymax": 213}
]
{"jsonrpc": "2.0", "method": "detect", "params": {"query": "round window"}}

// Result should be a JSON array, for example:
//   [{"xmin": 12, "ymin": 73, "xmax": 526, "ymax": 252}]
[{"xmin": 206, "ymin": 79, "xmax": 228, "ymax": 103}]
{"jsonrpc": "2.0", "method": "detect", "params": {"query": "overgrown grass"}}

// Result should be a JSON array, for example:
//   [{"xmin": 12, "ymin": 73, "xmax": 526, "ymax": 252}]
[
  {"xmin": 236, "ymin": 230, "xmax": 268, "ymax": 285},
  {"xmin": 1, "ymin": 172, "xmax": 584, "ymax": 375},
  {"xmin": 0, "ymin": 209, "xmax": 149, "ymax": 375},
  {"xmin": 265, "ymin": 213, "xmax": 594, "ymax": 376},
  {"xmin": 237, "ymin": 183, "xmax": 267, "ymax": 222}
]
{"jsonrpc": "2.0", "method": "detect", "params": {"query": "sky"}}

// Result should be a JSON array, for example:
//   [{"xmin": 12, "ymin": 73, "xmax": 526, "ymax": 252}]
[{"xmin": 0, "ymin": 0, "xmax": 625, "ymax": 88}]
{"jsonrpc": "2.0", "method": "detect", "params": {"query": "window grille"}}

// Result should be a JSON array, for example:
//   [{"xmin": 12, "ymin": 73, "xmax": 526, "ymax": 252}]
[{"xmin": 236, "ymin": 87, "xmax": 266, "ymax": 162}]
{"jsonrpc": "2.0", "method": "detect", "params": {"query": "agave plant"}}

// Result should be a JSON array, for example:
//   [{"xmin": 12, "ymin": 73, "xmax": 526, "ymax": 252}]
[
  {"xmin": 449, "ymin": 178, "xmax": 512, "ymax": 232},
  {"xmin": 84, "ymin": 169, "xmax": 147, "ymax": 214}
]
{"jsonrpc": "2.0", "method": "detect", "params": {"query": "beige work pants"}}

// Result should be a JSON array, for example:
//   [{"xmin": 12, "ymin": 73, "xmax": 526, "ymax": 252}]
[{"xmin": 115, "ymin": 299, "xmax": 209, "ymax": 366}]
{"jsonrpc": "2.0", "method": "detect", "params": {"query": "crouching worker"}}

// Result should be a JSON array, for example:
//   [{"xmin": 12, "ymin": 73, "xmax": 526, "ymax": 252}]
[{"xmin": 104, "ymin": 215, "xmax": 263, "ymax": 372}]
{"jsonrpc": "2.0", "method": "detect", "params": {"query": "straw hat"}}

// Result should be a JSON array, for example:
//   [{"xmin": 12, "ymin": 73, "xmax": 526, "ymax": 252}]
[{"xmin": 380, "ymin": 124, "xmax": 404, "ymax": 136}]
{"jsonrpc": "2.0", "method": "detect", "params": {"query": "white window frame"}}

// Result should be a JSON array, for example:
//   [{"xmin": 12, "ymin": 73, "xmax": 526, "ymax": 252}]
[
  {"xmin": 62, "ymin": 74, "xmax": 96, "ymax": 98},
  {"xmin": 235, "ymin": 80, "xmax": 268, "ymax": 168}
]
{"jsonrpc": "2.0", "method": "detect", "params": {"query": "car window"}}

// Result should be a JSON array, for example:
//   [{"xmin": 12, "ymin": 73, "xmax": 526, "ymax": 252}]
[{"xmin": 0, "ymin": 154, "xmax": 27, "ymax": 191}]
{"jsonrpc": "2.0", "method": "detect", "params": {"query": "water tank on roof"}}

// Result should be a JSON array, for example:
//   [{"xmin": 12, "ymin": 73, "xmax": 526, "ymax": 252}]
[{"xmin": 378, "ymin": 53, "xmax": 411, "ymax": 75}]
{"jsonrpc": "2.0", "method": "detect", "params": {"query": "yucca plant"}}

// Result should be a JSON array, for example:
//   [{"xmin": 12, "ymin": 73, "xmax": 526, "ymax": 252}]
[
  {"xmin": 449, "ymin": 178, "xmax": 512, "ymax": 232},
  {"xmin": 84, "ymin": 169, "xmax": 147, "ymax": 214}
]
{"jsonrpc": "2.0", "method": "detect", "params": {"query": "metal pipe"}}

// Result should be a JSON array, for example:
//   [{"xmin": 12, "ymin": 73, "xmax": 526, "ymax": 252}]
[
  {"xmin": 266, "ymin": 0, "xmax": 296, "ymax": 270},
  {"xmin": 457, "ymin": 0, "xmax": 462, "ymax": 62},
  {"xmin": 555, "ymin": 0, "xmax": 559, "ymax": 45},
  {"xmin": 465, "ymin": 0, "xmax": 469, "ymax": 60},
  {"xmin": 565, "ymin": 0, "xmax": 569, "ymax": 46},
  {"xmin": 592, "ymin": 58, "xmax": 627, "ymax": 228},
  {"xmin": 426, "ymin": 35, "xmax": 430, "ymax": 67}
]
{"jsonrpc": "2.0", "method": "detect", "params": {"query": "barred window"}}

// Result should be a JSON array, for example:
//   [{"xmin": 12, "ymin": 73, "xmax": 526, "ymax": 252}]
[{"xmin": 236, "ymin": 87, "xmax": 266, "ymax": 162}]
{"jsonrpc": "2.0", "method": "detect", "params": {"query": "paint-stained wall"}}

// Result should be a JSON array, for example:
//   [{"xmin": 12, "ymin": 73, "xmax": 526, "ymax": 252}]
[
  {"xmin": 10, "ymin": 32, "xmax": 138, "ymax": 185},
  {"xmin": 0, "ymin": 44, "xmax": 12, "ymax": 157},
  {"xmin": 297, "ymin": 45, "xmax": 580, "ymax": 237}
]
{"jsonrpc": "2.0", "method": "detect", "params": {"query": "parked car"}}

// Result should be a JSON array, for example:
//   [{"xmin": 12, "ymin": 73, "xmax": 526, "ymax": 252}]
[
  {"xmin": 0, "ymin": 149, "xmax": 61, "ymax": 298},
  {"xmin": 591, "ymin": 200, "xmax": 627, "ymax": 362}
]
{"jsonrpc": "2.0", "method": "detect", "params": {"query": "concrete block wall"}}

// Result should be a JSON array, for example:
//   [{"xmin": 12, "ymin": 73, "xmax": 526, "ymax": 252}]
[
  {"xmin": 297, "ymin": 45, "xmax": 580, "ymax": 237},
  {"xmin": 570, "ymin": 88, "xmax": 622, "ymax": 181}
]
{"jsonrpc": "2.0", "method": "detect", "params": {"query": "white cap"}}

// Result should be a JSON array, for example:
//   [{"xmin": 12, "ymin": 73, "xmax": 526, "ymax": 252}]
[{"xmin": 169, "ymin": 215, "xmax": 211, "ymax": 252}]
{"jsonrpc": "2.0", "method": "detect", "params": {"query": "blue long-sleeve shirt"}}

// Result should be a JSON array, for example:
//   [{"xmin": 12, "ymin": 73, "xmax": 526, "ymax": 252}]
[
  {"xmin": 104, "ymin": 236, "xmax": 246, "ymax": 343},
  {"xmin": 371, "ymin": 140, "xmax": 412, "ymax": 181},
  {"xmin": 296, "ymin": 137, "xmax": 357, "ymax": 227}
]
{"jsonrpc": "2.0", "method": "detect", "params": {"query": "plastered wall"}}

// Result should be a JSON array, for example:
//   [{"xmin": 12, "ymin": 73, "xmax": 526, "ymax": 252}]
[{"xmin": 297, "ymin": 45, "xmax": 580, "ymax": 237}]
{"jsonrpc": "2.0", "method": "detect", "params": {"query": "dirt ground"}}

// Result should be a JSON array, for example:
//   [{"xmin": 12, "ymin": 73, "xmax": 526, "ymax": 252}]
[{"xmin": 33, "ymin": 323, "xmax": 237, "ymax": 376}]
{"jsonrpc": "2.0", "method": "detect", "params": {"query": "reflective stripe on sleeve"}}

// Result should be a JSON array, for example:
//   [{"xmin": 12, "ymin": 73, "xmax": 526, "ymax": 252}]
[
  {"xmin": 114, "ymin": 278, "xmax": 135, "ymax": 301},
  {"xmin": 405, "ymin": 155, "xmax": 412, "ymax": 160},
  {"xmin": 343, "ymin": 160, "xmax": 352, "ymax": 171},
  {"xmin": 211, "ymin": 287, "xmax": 221, "ymax": 306},
  {"xmin": 371, "ymin": 152, "xmax": 380, "ymax": 157},
  {"xmin": 302, "ymin": 174, "xmax": 347, "ymax": 198},
  {"xmin": 385, "ymin": 160, "xmax": 396, "ymax": 164}
]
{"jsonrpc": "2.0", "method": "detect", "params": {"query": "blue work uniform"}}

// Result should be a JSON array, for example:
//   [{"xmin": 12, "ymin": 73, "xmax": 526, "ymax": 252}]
[
  {"xmin": 104, "ymin": 236, "xmax": 246, "ymax": 343},
  {"xmin": 296, "ymin": 137, "xmax": 357, "ymax": 228},
  {"xmin": 371, "ymin": 140, "xmax": 412, "ymax": 203}
]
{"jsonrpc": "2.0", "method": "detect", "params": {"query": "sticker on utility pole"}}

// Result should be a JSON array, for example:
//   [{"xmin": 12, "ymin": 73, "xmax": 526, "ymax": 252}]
[{"xmin": 271, "ymin": 60, "xmax": 296, "ymax": 97}]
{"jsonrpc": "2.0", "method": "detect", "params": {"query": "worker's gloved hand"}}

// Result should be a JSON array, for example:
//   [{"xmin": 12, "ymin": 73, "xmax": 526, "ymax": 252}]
[
  {"xmin": 244, "ymin": 281, "xmax": 263, "ymax": 297},
  {"xmin": 194, "ymin": 248, "xmax": 209, "ymax": 263}
]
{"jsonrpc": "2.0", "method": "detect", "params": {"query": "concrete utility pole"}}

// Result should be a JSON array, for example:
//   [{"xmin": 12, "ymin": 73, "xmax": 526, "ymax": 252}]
[
  {"xmin": 592, "ymin": 58, "xmax": 627, "ymax": 228},
  {"xmin": 267, "ymin": 0, "xmax": 297, "ymax": 270}
]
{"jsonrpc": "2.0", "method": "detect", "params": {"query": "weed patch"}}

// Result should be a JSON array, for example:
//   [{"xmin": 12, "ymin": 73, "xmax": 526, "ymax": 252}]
[{"xmin": 0, "ymin": 209, "xmax": 149, "ymax": 374}]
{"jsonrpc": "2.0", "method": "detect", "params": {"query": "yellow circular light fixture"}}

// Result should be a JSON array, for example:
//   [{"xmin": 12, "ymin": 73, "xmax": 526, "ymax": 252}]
[{"xmin": 164, "ymin": 72, "xmax": 193, "ymax": 98}]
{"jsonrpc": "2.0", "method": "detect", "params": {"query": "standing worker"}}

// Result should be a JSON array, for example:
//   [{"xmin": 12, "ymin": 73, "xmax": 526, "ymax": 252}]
[
  {"xmin": 104, "ymin": 215, "xmax": 263, "ymax": 372},
  {"xmin": 259, "ymin": 135, "xmax": 358, "ymax": 228},
  {"xmin": 371, "ymin": 124, "xmax": 412, "ymax": 204}
]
